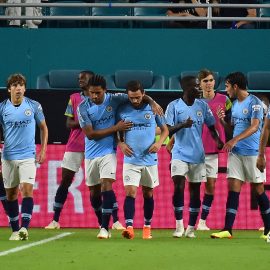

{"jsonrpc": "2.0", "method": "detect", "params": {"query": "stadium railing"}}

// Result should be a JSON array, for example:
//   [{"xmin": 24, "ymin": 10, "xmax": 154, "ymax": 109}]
[{"xmin": 1, "ymin": 2, "xmax": 270, "ymax": 29}]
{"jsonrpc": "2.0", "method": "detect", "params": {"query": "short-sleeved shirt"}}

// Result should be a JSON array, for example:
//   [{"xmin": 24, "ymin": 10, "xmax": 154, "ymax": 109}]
[
  {"xmin": 165, "ymin": 98, "xmax": 215, "ymax": 164},
  {"xmin": 202, "ymin": 93, "xmax": 232, "ymax": 154},
  {"xmin": 0, "ymin": 97, "xmax": 45, "ymax": 160},
  {"xmin": 231, "ymin": 94, "xmax": 263, "ymax": 156},
  {"xmin": 117, "ymin": 103, "xmax": 166, "ymax": 166},
  {"xmin": 65, "ymin": 92, "xmax": 87, "ymax": 152},
  {"xmin": 78, "ymin": 93, "xmax": 128, "ymax": 159}
]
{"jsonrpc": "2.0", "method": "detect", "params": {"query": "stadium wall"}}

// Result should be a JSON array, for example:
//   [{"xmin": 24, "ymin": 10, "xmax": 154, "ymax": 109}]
[{"xmin": 0, "ymin": 28, "xmax": 270, "ymax": 88}]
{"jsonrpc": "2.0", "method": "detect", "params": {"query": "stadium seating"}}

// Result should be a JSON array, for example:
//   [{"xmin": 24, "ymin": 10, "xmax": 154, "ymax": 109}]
[
  {"xmin": 260, "ymin": 0, "xmax": 270, "ymax": 28},
  {"xmin": 47, "ymin": 0, "xmax": 91, "ymax": 28},
  {"xmin": 91, "ymin": 1, "xmax": 132, "ymax": 28},
  {"xmin": 168, "ymin": 71, "xmax": 220, "ymax": 90},
  {"xmin": 105, "ymin": 69, "xmax": 165, "ymax": 90},
  {"xmin": 133, "ymin": 1, "xmax": 167, "ymax": 28},
  {"xmin": 36, "ymin": 69, "xmax": 82, "ymax": 90},
  {"xmin": 247, "ymin": 71, "xmax": 270, "ymax": 90}
]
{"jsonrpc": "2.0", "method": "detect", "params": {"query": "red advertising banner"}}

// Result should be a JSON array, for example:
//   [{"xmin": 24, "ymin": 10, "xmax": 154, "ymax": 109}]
[{"xmin": 1, "ymin": 145, "xmax": 269, "ymax": 229}]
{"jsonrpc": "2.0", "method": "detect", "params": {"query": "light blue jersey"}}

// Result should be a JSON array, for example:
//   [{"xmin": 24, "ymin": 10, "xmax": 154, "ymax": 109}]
[
  {"xmin": 165, "ymin": 98, "xmax": 215, "ymax": 164},
  {"xmin": 117, "ymin": 103, "xmax": 166, "ymax": 166},
  {"xmin": 231, "ymin": 94, "xmax": 263, "ymax": 156},
  {"xmin": 0, "ymin": 97, "xmax": 45, "ymax": 160},
  {"xmin": 78, "ymin": 93, "xmax": 128, "ymax": 159}
]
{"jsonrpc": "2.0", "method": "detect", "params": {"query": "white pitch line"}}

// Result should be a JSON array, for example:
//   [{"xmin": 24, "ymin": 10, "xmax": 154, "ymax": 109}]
[{"xmin": 0, "ymin": 232, "xmax": 73, "ymax": 257}]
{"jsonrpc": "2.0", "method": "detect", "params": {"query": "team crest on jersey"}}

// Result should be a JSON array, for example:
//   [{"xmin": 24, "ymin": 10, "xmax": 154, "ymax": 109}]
[
  {"xmin": 25, "ymin": 109, "xmax": 32, "ymax": 116},
  {"xmin": 242, "ymin": 108, "xmax": 249, "ymax": 114},
  {"xmin": 252, "ymin": 104, "xmax": 261, "ymax": 112},
  {"xmin": 144, "ymin": 113, "xmax": 151, "ymax": 120},
  {"xmin": 106, "ymin": 106, "xmax": 112, "ymax": 112},
  {"xmin": 124, "ymin": 175, "xmax": 130, "ymax": 182},
  {"xmin": 197, "ymin": 111, "xmax": 202, "ymax": 117}
]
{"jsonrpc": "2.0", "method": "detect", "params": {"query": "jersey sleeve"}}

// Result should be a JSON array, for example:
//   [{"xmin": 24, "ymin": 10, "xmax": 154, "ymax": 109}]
[
  {"xmin": 225, "ymin": 96, "xmax": 232, "ymax": 111},
  {"xmin": 165, "ymin": 102, "xmax": 175, "ymax": 126},
  {"xmin": 204, "ymin": 103, "xmax": 216, "ymax": 127},
  {"xmin": 112, "ymin": 93, "xmax": 129, "ymax": 106},
  {"xmin": 155, "ymin": 115, "xmax": 166, "ymax": 127},
  {"xmin": 64, "ymin": 98, "xmax": 74, "ymax": 118},
  {"xmin": 77, "ymin": 101, "xmax": 93, "ymax": 128},
  {"xmin": 251, "ymin": 98, "xmax": 263, "ymax": 120},
  {"xmin": 34, "ymin": 101, "xmax": 45, "ymax": 125}
]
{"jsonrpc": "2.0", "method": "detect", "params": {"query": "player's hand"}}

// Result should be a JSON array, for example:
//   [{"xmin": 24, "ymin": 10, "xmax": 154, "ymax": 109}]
[
  {"xmin": 183, "ymin": 117, "xmax": 193, "ymax": 128},
  {"xmin": 148, "ymin": 142, "xmax": 162, "ymax": 153},
  {"xmin": 36, "ymin": 150, "xmax": 46, "ymax": 164},
  {"xmin": 257, "ymin": 156, "xmax": 266, "ymax": 173},
  {"xmin": 223, "ymin": 138, "xmax": 237, "ymax": 152},
  {"xmin": 217, "ymin": 139, "xmax": 224, "ymax": 150},
  {"xmin": 151, "ymin": 102, "xmax": 163, "ymax": 116},
  {"xmin": 217, "ymin": 106, "xmax": 226, "ymax": 121},
  {"xmin": 115, "ymin": 120, "xmax": 133, "ymax": 131},
  {"xmin": 166, "ymin": 142, "xmax": 173, "ymax": 153},
  {"xmin": 118, "ymin": 142, "xmax": 133, "ymax": 157}
]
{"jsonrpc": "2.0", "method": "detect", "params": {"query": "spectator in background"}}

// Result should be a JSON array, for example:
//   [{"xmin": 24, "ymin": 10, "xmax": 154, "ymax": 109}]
[
  {"xmin": 215, "ymin": 0, "xmax": 257, "ymax": 29},
  {"xmin": 5, "ymin": 0, "xmax": 42, "ymax": 28},
  {"xmin": 167, "ymin": 0, "xmax": 208, "ymax": 28}
]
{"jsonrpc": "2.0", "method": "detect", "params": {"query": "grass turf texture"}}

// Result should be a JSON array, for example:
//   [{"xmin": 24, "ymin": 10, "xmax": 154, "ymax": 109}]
[{"xmin": 0, "ymin": 228, "xmax": 270, "ymax": 270}]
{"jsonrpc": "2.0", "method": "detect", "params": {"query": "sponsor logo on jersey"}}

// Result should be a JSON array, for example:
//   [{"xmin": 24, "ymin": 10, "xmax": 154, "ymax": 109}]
[{"xmin": 252, "ymin": 104, "xmax": 261, "ymax": 112}]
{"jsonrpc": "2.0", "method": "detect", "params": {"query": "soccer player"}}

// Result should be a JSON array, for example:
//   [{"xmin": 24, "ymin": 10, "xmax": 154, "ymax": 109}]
[
  {"xmin": 197, "ymin": 69, "xmax": 232, "ymax": 230},
  {"xmin": 117, "ymin": 81, "xmax": 169, "ymax": 240},
  {"xmin": 211, "ymin": 72, "xmax": 270, "ymax": 239},
  {"xmin": 165, "ymin": 75, "xmax": 223, "ymax": 238},
  {"xmin": 0, "ymin": 74, "xmax": 48, "ymax": 240},
  {"xmin": 78, "ymin": 74, "xmax": 162, "ymax": 239}
]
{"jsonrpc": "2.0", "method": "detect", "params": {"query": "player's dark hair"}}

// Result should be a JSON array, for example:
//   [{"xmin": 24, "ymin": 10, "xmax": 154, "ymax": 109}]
[
  {"xmin": 88, "ymin": 74, "xmax": 106, "ymax": 89},
  {"xmin": 225, "ymin": 72, "xmax": 247, "ymax": 90},
  {"xmin": 180, "ymin": 76, "xmax": 197, "ymax": 92},
  {"xmin": 7, "ymin": 73, "xmax": 26, "ymax": 89},
  {"xmin": 126, "ymin": 80, "xmax": 145, "ymax": 93},
  {"xmin": 80, "ymin": 70, "xmax": 94, "ymax": 77}
]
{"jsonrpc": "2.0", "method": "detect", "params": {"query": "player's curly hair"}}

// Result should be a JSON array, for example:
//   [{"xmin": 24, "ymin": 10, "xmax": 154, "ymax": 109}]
[
  {"xmin": 7, "ymin": 73, "xmax": 26, "ymax": 89},
  {"xmin": 225, "ymin": 72, "xmax": 247, "ymax": 90},
  {"xmin": 87, "ymin": 74, "xmax": 106, "ymax": 89}
]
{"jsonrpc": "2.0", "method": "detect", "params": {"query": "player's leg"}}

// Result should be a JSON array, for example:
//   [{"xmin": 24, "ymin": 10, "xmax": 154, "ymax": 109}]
[
  {"xmin": 245, "ymin": 155, "xmax": 270, "ymax": 239},
  {"xmin": 122, "ymin": 185, "xmax": 137, "ymax": 239},
  {"xmin": 141, "ymin": 165, "xmax": 159, "ymax": 239},
  {"xmin": 253, "ymin": 182, "xmax": 270, "ymax": 238},
  {"xmin": 46, "ymin": 152, "xmax": 83, "ymax": 229},
  {"xmin": 171, "ymin": 159, "xmax": 187, "ymax": 238},
  {"xmin": 18, "ymin": 158, "xmax": 37, "ymax": 240},
  {"xmin": 97, "ymin": 154, "xmax": 117, "ymax": 239},
  {"xmin": 142, "ymin": 186, "xmax": 154, "ymax": 239},
  {"xmin": 89, "ymin": 184, "xmax": 102, "ymax": 226},
  {"xmin": 211, "ymin": 153, "xmax": 243, "ymax": 239},
  {"xmin": 198, "ymin": 154, "xmax": 218, "ymax": 230},
  {"xmin": 3, "ymin": 159, "xmax": 20, "ymax": 240}
]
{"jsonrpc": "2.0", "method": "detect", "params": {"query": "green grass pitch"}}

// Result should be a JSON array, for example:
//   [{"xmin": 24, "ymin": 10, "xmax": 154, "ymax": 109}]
[{"xmin": 0, "ymin": 228, "xmax": 270, "ymax": 270}]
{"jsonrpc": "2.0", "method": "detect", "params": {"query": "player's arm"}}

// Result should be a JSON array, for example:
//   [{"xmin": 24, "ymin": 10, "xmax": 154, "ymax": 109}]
[
  {"xmin": 207, "ymin": 125, "xmax": 224, "ymax": 150},
  {"xmin": 66, "ymin": 116, "xmax": 80, "ymax": 129},
  {"xmin": 117, "ymin": 131, "xmax": 134, "ymax": 157},
  {"xmin": 143, "ymin": 95, "xmax": 163, "ymax": 116},
  {"xmin": 149, "ymin": 123, "xmax": 169, "ymax": 153},
  {"xmin": 217, "ymin": 106, "xmax": 233, "ymax": 140},
  {"xmin": 36, "ymin": 120, "xmax": 48, "ymax": 164},
  {"xmin": 166, "ymin": 136, "xmax": 174, "ymax": 154},
  {"xmin": 257, "ymin": 118, "xmax": 270, "ymax": 172},
  {"xmin": 223, "ymin": 118, "xmax": 260, "ymax": 152},
  {"xmin": 82, "ymin": 120, "xmax": 133, "ymax": 140}
]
